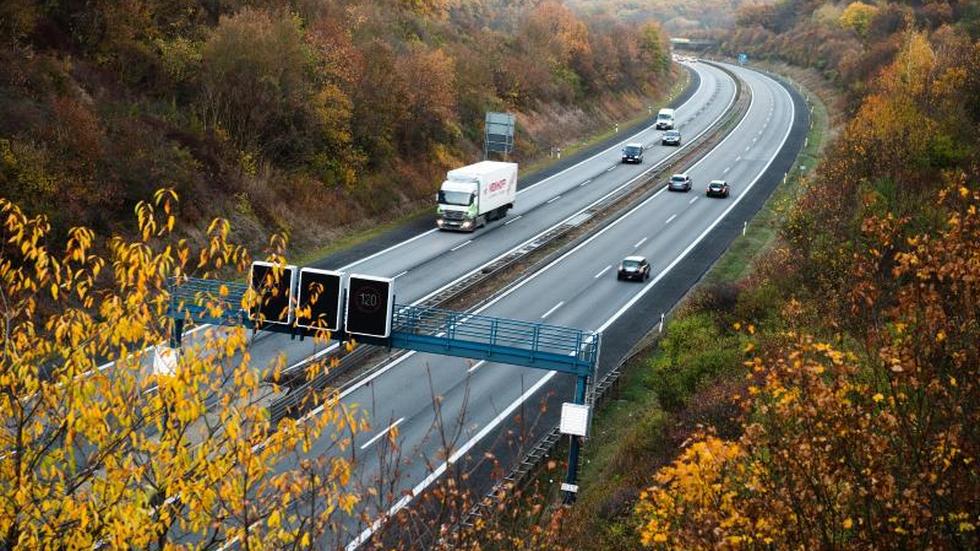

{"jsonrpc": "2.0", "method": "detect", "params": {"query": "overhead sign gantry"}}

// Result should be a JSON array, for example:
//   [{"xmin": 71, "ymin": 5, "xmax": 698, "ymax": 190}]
[{"xmin": 166, "ymin": 261, "xmax": 601, "ymax": 502}]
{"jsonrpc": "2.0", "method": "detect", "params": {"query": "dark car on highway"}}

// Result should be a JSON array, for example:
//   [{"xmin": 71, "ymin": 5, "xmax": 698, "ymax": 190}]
[
  {"xmin": 617, "ymin": 256, "xmax": 651, "ymax": 281},
  {"xmin": 621, "ymin": 143, "xmax": 644, "ymax": 164},
  {"xmin": 661, "ymin": 130, "xmax": 681, "ymax": 146},
  {"xmin": 706, "ymin": 180, "xmax": 731, "ymax": 198},
  {"xmin": 668, "ymin": 173, "xmax": 692, "ymax": 192}
]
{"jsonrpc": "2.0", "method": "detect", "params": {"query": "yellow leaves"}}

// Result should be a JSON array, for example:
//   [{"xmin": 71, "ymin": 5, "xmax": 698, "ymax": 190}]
[
  {"xmin": 267, "ymin": 508, "xmax": 281, "ymax": 529},
  {"xmin": 0, "ymin": 189, "xmax": 365, "ymax": 548},
  {"xmin": 872, "ymin": 393, "xmax": 884, "ymax": 403},
  {"xmin": 843, "ymin": 518, "xmax": 853, "ymax": 529}
]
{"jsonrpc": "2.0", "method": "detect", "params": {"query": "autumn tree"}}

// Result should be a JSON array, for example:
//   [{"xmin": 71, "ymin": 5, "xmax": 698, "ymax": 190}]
[
  {"xmin": 635, "ymin": 25, "xmax": 980, "ymax": 551},
  {"xmin": 0, "ymin": 190, "xmax": 363, "ymax": 548},
  {"xmin": 839, "ymin": 1, "xmax": 880, "ymax": 37}
]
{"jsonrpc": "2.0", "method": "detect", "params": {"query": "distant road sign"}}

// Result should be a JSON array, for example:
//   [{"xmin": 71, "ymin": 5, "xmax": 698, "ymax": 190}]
[
  {"xmin": 485, "ymin": 111, "xmax": 516, "ymax": 157},
  {"xmin": 296, "ymin": 268, "xmax": 344, "ymax": 332},
  {"xmin": 249, "ymin": 261, "xmax": 297, "ymax": 326},
  {"xmin": 345, "ymin": 275, "xmax": 394, "ymax": 338},
  {"xmin": 738, "ymin": 53, "xmax": 749, "ymax": 65}
]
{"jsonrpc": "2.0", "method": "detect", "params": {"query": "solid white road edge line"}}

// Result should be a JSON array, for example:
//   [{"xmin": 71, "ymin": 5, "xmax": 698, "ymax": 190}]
[{"xmin": 338, "ymin": 64, "xmax": 712, "ymax": 273}]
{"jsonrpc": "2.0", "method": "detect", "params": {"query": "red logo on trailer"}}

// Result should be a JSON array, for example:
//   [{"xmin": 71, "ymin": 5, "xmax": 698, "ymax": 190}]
[{"xmin": 488, "ymin": 178, "xmax": 508, "ymax": 192}]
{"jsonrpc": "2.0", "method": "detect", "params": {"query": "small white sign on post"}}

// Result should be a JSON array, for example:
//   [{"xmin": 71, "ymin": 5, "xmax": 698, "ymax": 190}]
[
  {"xmin": 560, "ymin": 402, "xmax": 590, "ymax": 437},
  {"xmin": 153, "ymin": 345, "xmax": 178, "ymax": 377}
]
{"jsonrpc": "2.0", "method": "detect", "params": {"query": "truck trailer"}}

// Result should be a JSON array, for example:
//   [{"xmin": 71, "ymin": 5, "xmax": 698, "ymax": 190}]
[{"xmin": 436, "ymin": 161, "xmax": 517, "ymax": 231}]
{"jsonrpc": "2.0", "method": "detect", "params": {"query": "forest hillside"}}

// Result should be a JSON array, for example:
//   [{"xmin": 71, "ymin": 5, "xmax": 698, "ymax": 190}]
[{"xmin": 0, "ymin": 0, "xmax": 672, "ymax": 253}]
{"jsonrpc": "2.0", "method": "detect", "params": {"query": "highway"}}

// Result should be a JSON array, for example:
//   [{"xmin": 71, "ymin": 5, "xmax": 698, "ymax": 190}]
[
  {"xmin": 180, "ymin": 61, "xmax": 738, "ymax": 376},
  {"xmin": 259, "ymin": 61, "xmax": 807, "ymax": 548}
]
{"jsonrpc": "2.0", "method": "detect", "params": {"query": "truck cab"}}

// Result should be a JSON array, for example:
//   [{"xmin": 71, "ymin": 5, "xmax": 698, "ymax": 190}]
[
  {"xmin": 437, "ymin": 181, "xmax": 480, "ymax": 231},
  {"xmin": 655, "ymin": 108, "xmax": 675, "ymax": 130}
]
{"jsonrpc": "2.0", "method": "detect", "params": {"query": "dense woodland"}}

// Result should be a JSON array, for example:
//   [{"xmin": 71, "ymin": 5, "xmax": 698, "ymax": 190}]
[
  {"xmin": 567, "ymin": 0, "xmax": 766, "ymax": 32},
  {"xmin": 0, "ymin": 0, "xmax": 672, "ymax": 252}
]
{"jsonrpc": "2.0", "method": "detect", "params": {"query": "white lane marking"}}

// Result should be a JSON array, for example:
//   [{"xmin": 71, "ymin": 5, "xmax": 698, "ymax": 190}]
[
  {"xmin": 606, "ymin": 166, "xmax": 616, "ymax": 172},
  {"xmin": 735, "ymin": 155, "xmax": 742, "ymax": 162},
  {"xmin": 689, "ymin": 196, "xmax": 699, "ymax": 205},
  {"xmin": 393, "ymin": 270, "xmax": 409, "ymax": 279},
  {"xmin": 723, "ymin": 167, "xmax": 730, "ymax": 174},
  {"xmin": 594, "ymin": 265, "xmax": 612, "ymax": 279},
  {"xmin": 450, "ymin": 240, "xmax": 472, "ymax": 252},
  {"xmin": 634, "ymin": 237, "xmax": 648, "ymax": 248},
  {"xmin": 665, "ymin": 214, "xmax": 678, "ymax": 225},
  {"xmin": 745, "ymin": 145, "xmax": 751, "ymax": 151},
  {"xmin": 546, "ymin": 195, "xmax": 562, "ymax": 204},
  {"xmin": 579, "ymin": 179, "xmax": 591, "ymax": 187},
  {"xmin": 359, "ymin": 418, "xmax": 405, "ymax": 450},
  {"xmin": 753, "ymin": 137, "xmax": 758, "ymax": 143},
  {"xmin": 408, "ymin": 68, "xmax": 736, "ymax": 310},
  {"xmin": 504, "ymin": 215, "xmax": 523, "ymax": 226},
  {"xmin": 467, "ymin": 360, "xmax": 486, "ymax": 373},
  {"xmin": 339, "ymin": 228, "xmax": 439, "ymax": 271},
  {"xmin": 541, "ymin": 301, "xmax": 565, "ymax": 319}
]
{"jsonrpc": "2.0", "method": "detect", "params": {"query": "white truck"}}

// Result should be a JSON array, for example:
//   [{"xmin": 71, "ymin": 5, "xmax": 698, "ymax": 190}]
[{"xmin": 436, "ymin": 161, "xmax": 517, "ymax": 231}]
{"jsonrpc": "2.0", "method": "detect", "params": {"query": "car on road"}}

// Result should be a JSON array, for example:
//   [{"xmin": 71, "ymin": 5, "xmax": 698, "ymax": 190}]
[
  {"xmin": 661, "ymin": 130, "xmax": 681, "ymax": 146},
  {"xmin": 655, "ymin": 108, "xmax": 675, "ymax": 130},
  {"xmin": 668, "ymin": 173, "xmax": 692, "ymax": 192},
  {"xmin": 621, "ymin": 143, "xmax": 644, "ymax": 164},
  {"xmin": 706, "ymin": 179, "xmax": 730, "ymax": 198},
  {"xmin": 617, "ymin": 256, "xmax": 651, "ymax": 281}
]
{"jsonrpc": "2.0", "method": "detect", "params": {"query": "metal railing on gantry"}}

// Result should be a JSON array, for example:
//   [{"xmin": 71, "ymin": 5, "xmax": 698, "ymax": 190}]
[{"xmin": 390, "ymin": 304, "xmax": 598, "ymax": 377}]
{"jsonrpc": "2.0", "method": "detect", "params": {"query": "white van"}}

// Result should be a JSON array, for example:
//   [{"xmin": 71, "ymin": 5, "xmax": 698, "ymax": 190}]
[{"xmin": 655, "ymin": 108, "xmax": 675, "ymax": 130}]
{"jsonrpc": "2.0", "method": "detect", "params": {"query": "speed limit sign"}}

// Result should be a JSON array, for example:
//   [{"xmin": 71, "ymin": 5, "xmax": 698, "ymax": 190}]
[{"xmin": 344, "ymin": 274, "xmax": 394, "ymax": 338}]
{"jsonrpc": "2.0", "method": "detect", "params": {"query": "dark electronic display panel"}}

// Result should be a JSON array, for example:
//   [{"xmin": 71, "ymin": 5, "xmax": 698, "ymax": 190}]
[
  {"xmin": 296, "ymin": 269, "xmax": 343, "ymax": 331},
  {"xmin": 249, "ymin": 262, "xmax": 296, "ymax": 325},
  {"xmin": 345, "ymin": 275, "xmax": 393, "ymax": 338}
]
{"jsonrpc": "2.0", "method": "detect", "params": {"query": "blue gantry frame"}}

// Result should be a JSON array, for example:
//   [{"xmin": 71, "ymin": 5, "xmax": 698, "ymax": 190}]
[{"xmin": 167, "ymin": 277, "xmax": 599, "ymax": 377}]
